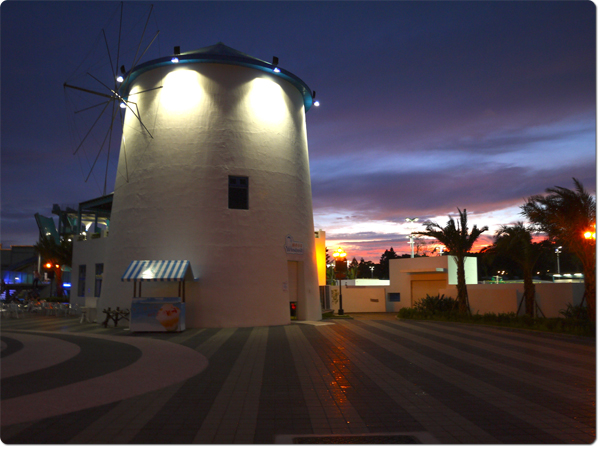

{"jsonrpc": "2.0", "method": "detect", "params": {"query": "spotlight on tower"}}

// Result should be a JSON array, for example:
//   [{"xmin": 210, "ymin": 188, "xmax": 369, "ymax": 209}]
[
  {"xmin": 272, "ymin": 56, "xmax": 280, "ymax": 72},
  {"xmin": 171, "ymin": 46, "xmax": 181, "ymax": 64}
]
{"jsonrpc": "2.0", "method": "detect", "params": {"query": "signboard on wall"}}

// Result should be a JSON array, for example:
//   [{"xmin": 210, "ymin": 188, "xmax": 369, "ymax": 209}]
[{"xmin": 284, "ymin": 235, "xmax": 304, "ymax": 254}]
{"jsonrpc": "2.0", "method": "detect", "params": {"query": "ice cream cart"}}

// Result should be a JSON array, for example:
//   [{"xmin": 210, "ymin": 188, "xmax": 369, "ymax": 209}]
[{"xmin": 122, "ymin": 260, "xmax": 194, "ymax": 332}]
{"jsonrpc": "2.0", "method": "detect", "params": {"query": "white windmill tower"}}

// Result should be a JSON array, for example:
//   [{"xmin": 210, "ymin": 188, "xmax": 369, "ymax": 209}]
[{"xmin": 92, "ymin": 42, "xmax": 322, "ymax": 327}]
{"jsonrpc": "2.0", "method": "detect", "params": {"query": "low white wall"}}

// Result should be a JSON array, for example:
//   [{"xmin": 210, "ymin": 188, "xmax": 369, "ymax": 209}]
[
  {"xmin": 330, "ymin": 286, "xmax": 387, "ymax": 313},
  {"xmin": 340, "ymin": 279, "xmax": 390, "ymax": 286},
  {"xmin": 440, "ymin": 283, "xmax": 586, "ymax": 317},
  {"xmin": 530, "ymin": 283, "xmax": 585, "ymax": 317},
  {"xmin": 388, "ymin": 256, "xmax": 478, "ymax": 310},
  {"xmin": 440, "ymin": 285, "xmax": 519, "ymax": 315}
]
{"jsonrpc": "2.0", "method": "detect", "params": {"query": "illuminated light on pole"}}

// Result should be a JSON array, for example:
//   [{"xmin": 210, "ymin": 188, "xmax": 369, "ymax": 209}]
[
  {"xmin": 405, "ymin": 218, "xmax": 419, "ymax": 258},
  {"xmin": 555, "ymin": 246, "xmax": 562, "ymax": 274},
  {"xmin": 333, "ymin": 246, "xmax": 347, "ymax": 315}
]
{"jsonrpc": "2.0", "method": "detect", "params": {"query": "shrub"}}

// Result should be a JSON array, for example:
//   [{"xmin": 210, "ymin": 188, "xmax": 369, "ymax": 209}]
[
  {"xmin": 414, "ymin": 294, "xmax": 458, "ymax": 314},
  {"xmin": 397, "ymin": 307, "xmax": 594, "ymax": 337},
  {"xmin": 559, "ymin": 303, "xmax": 588, "ymax": 320}
]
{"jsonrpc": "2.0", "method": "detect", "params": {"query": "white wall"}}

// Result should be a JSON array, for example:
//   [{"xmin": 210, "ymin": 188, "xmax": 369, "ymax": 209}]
[
  {"xmin": 387, "ymin": 256, "xmax": 477, "ymax": 310},
  {"xmin": 440, "ymin": 282, "xmax": 586, "ymax": 317},
  {"xmin": 448, "ymin": 256, "xmax": 478, "ymax": 285},
  {"xmin": 70, "ymin": 237, "xmax": 107, "ymax": 311},
  {"xmin": 340, "ymin": 279, "xmax": 390, "ymax": 286},
  {"xmin": 330, "ymin": 286, "xmax": 387, "ymax": 313},
  {"xmin": 440, "ymin": 284, "xmax": 519, "ymax": 315}
]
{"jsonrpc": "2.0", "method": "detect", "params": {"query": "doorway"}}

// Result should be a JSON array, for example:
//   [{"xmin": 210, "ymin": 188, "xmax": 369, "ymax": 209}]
[{"xmin": 287, "ymin": 261, "xmax": 298, "ymax": 318}]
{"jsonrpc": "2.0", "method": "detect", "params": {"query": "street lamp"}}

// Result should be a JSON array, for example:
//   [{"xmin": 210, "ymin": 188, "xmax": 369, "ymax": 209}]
[
  {"xmin": 405, "ymin": 218, "xmax": 419, "ymax": 258},
  {"xmin": 369, "ymin": 265, "xmax": 374, "ymax": 278},
  {"xmin": 333, "ymin": 246, "xmax": 347, "ymax": 315},
  {"xmin": 555, "ymin": 246, "xmax": 562, "ymax": 274},
  {"xmin": 584, "ymin": 224, "xmax": 596, "ymax": 240},
  {"xmin": 45, "ymin": 262, "xmax": 55, "ymax": 296}
]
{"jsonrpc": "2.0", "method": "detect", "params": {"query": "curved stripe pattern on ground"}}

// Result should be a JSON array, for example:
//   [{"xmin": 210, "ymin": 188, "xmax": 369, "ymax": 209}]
[
  {"xmin": 1, "ymin": 330, "xmax": 209, "ymax": 426},
  {"xmin": 0, "ymin": 314, "xmax": 594, "ymax": 444},
  {"xmin": 1, "ymin": 335, "xmax": 25, "ymax": 359},
  {"xmin": 1, "ymin": 333, "xmax": 81, "ymax": 379},
  {"xmin": 2, "ymin": 332, "xmax": 140, "ymax": 400}
]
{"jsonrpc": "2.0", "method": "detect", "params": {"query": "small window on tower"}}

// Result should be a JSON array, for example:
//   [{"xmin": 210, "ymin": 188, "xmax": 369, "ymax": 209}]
[{"xmin": 228, "ymin": 176, "xmax": 249, "ymax": 210}]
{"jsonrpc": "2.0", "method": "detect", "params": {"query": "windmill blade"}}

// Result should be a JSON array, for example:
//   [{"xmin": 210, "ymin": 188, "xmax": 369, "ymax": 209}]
[
  {"xmin": 102, "ymin": 29, "xmax": 116, "ymax": 84},
  {"xmin": 103, "ymin": 102, "xmax": 117, "ymax": 196},
  {"xmin": 64, "ymin": 82, "xmax": 114, "ymax": 100},
  {"xmin": 72, "ymin": 99, "xmax": 113, "ymax": 155},
  {"xmin": 122, "ymin": 100, "xmax": 153, "ymax": 138},
  {"xmin": 115, "ymin": 2, "xmax": 123, "ymax": 81},
  {"xmin": 84, "ymin": 99, "xmax": 119, "ymax": 185},
  {"xmin": 75, "ymin": 99, "xmax": 111, "ymax": 115},
  {"xmin": 121, "ymin": 4, "xmax": 154, "ymax": 88},
  {"xmin": 118, "ymin": 106, "xmax": 129, "ymax": 183},
  {"xmin": 84, "ymin": 115, "xmax": 113, "ymax": 182},
  {"xmin": 86, "ymin": 72, "xmax": 122, "ymax": 100},
  {"xmin": 86, "ymin": 70, "xmax": 156, "ymax": 136},
  {"xmin": 128, "ymin": 30, "xmax": 160, "ymax": 73},
  {"xmin": 127, "ymin": 86, "xmax": 163, "ymax": 97}
]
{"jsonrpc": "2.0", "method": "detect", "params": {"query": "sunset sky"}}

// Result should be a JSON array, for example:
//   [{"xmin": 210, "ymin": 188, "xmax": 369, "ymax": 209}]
[{"xmin": 1, "ymin": 1, "xmax": 596, "ymax": 261}]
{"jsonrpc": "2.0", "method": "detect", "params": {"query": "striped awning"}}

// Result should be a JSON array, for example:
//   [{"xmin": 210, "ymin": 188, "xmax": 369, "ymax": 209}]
[{"xmin": 121, "ymin": 260, "xmax": 192, "ymax": 282}]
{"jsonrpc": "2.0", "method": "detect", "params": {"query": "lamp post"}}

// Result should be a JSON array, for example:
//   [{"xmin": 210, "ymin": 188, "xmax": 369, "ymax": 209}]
[
  {"xmin": 369, "ymin": 265, "xmax": 374, "ymax": 278},
  {"xmin": 333, "ymin": 246, "xmax": 347, "ymax": 315},
  {"xmin": 45, "ymin": 262, "xmax": 54, "ymax": 296},
  {"xmin": 405, "ymin": 218, "xmax": 419, "ymax": 258},
  {"xmin": 555, "ymin": 246, "xmax": 562, "ymax": 274}
]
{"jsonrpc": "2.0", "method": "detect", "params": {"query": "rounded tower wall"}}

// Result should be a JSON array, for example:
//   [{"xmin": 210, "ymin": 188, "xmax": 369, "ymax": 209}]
[{"xmin": 99, "ymin": 60, "xmax": 321, "ymax": 327}]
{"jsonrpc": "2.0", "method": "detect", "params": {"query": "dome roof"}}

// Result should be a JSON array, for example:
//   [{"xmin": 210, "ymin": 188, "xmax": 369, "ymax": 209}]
[{"xmin": 120, "ymin": 42, "xmax": 315, "ymax": 111}]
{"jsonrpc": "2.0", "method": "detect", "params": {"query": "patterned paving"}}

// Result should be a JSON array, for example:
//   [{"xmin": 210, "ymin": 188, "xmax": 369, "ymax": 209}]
[{"xmin": 0, "ymin": 313, "xmax": 595, "ymax": 444}]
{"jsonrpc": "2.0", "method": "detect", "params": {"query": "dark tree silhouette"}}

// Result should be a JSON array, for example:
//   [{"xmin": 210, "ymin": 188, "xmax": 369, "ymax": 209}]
[
  {"xmin": 492, "ymin": 223, "xmax": 546, "ymax": 316},
  {"xmin": 417, "ymin": 209, "xmax": 488, "ymax": 313},
  {"xmin": 522, "ymin": 178, "xmax": 596, "ymax": 321}
]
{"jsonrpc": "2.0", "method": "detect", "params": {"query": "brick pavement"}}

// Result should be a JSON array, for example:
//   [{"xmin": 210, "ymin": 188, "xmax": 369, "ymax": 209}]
[{"xmin": 0, "ymin": 313, "xmax": 595, "ymax": 444}]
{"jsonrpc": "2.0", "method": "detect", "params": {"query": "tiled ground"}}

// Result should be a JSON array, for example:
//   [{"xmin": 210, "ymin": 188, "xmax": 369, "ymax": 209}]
[{"xmin": 1, "ymin": 313, "xmax": 595, "ymax": 444}]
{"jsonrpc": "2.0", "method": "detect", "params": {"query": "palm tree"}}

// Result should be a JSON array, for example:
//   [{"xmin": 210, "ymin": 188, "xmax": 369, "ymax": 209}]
[
  {"xmin": 522, "ymin": 178, "xmax": 596, "ymax": 321},
  {"xmin": 34, "ymin": 236, "xmax": 73, "ymax": 297},
  {"xmin": 492, "ymin": 223, "xmax": 546, "ymax": 317},
  {"xmin": 417, "ymin": 209, "xmax": 488, "ymax": 313}
]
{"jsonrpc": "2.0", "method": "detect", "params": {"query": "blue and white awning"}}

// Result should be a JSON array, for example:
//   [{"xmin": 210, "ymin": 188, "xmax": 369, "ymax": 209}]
[{"xmin": 121, "ymin": 260, "xmax": 192, "ymax": 282}]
